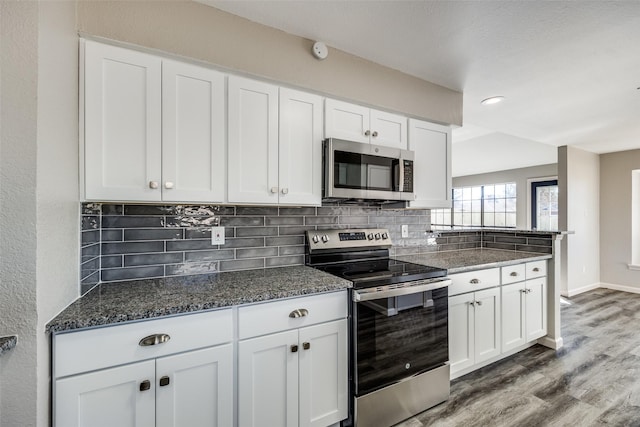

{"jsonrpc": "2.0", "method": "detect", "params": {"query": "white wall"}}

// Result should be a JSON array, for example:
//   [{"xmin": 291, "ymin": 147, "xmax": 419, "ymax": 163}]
[
  {"xmin": 600, "ymin": 149, "xmax": 640, "ymax": 291},
  {"xmin": 558, "ymin": 146, "xmax": 600, "ymax": 296},
  {"xmin": 453, "ymin": 163, "xmax": 558, "ymax": 229},
  {"xmin": 0, "ymin": 2, "xmax": 78, "ymax": 425}
]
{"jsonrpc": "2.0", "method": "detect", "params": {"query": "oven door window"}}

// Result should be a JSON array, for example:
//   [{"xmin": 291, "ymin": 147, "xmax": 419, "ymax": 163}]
[
  {"xmin": 354, "ymin": 287, "xmax": 448, "ymax": 396},
  {"xmin": 334, "ymin": 150, "xmax": 399, "ymax": 192}
]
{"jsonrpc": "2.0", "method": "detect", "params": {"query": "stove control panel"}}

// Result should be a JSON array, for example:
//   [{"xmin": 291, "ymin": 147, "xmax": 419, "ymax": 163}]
[{"xmin": 306, "ymin": 228, "xmax": 392, "ymax": 252}]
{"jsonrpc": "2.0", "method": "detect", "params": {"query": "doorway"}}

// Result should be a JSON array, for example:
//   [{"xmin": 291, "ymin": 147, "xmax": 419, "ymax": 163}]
[{"xmin": 530, "ymin": 179, "xmax": 558, "ymax": 231}]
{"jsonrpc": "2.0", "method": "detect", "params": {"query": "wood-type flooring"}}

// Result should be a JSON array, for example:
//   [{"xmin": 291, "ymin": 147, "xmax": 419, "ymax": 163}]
[{"xmin": 396, "ymin": 288, "xmax": 640, "ymax": 427}]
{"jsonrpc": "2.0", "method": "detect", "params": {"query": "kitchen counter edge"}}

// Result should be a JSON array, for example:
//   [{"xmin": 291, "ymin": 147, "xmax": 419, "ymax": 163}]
[{"xmin": 47, "ymin": 265, "xmax": 352, "ymax": 334}]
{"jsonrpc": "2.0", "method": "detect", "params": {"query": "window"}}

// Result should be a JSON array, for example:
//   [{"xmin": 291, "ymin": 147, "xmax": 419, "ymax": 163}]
[{"xmin": 431, "ymin": 182, "xmax": 517, "ymax": 229}]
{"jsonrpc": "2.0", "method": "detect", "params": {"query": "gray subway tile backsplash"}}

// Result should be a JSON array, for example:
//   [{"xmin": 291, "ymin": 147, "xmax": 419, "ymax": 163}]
[{"xmin": 79, "ymin": 203, "xmax": 554, "ymax": 294}]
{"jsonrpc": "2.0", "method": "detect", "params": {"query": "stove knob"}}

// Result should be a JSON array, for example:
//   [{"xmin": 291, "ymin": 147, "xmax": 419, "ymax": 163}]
[
  {"xmin": 374, "ymin": 233, "xmax": 381, "ymax": 240},
  {"xmin": 321, "ymin": 234, "xmax": 330, "ymax": 243},
  {"xmin": 311, "ymin": 235, "xmax": 320, "ymax": 243},
  {"xmin": 367, "ymin": 233, "xmax": 374, "ymax": 240},
  {"xmin": 382, "ymin": 232, "xmax": 389, "ymax": 239}
]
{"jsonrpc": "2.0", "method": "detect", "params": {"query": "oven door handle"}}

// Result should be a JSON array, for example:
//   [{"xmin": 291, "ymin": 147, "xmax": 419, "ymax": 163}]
[{"xmin": 352, "ymin": 278, "xmax": 452, "ymax": 302}]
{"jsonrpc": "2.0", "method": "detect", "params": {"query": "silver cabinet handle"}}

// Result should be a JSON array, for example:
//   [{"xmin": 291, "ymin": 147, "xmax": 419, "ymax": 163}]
[
  {"xmin": 520, "ymin": 289, "xmax": 527, "ymax": 294},
  {"xmin": 510, "ymin": 271, "xmax": 519, "ymax": 277},
  {"xmin": 303, "ymin": 342, "xmax": 311, "ymax": 350},
  {"xmin": 140, "ymin": 380, "xmax": 151, "ymax": 391},
  {"xmin": 159, "ymin": 376, "xmax": 170, "ymax": 387},
  {"xmin": 468, "ymin": 301, "xmax": 475, "ymax": 306},
  {"xmin": 372, "ymin": 131, "xmax": 378, "ymax": 137},
  {"xmin": 364, "ymin": 130, "xmax": 371, "ymax": 137},
  {"xmin": 139, "ymin": 333, "xmax": 171, "ymax": 347},
  {"xmin": 533, "ymin": 267, "xmax": 540, "ymax": 272},
  {"xmin": 270, "ymin": 187, "xmax": 279, "ymax": 194},
  {"xmin": 291, "ymin": 344, "xmax": 299, "ymax": 353},
  {"xmin": 289, "ymin": 308, "xmax": 309, "ymax": 318},
  {"xmin": 476, "ymin": 300, "xmax": 483, "ymax": 306},
  {"xmin": 281, "ymin": 188, "xmax": 289, "ymax": 195},
  {"xmin": 526, "ymin": 288, "xmax": 532, "ymax": 294},
  {"xmin": 149, "ymin": 181, "xmax": 159, "ymax": 189},
  {"xmin": 164, "ymin": 181, "xmax": 174, "ymax": 189},
  {"xmin": 470, "ymin": 278, "xmax": 480, "ymax": 284}
]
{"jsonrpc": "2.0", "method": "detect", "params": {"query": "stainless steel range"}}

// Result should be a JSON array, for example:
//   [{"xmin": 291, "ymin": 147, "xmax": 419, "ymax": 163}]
[{"xmin": 306, "ymin": 228, "xmax": 452, "ymax": 427}]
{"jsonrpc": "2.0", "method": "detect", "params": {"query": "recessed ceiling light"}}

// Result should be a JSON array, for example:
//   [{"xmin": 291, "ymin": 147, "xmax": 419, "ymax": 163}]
[{"xmin": 481, "ymin": 96, "xmax": 505, "ymax": 105}]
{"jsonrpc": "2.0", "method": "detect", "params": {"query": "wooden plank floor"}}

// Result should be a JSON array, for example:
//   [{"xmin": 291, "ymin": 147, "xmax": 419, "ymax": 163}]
[{"xmin": 396, "ymin": 288, "xmax": 640, "ymax": 426}]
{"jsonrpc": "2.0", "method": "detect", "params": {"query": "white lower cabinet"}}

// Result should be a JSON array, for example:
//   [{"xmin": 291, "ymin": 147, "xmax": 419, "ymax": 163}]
[
  {"xmin": 502, "ymin": 278, "xmax": 547, "ymax": 352},
  {"xmin": 238, "ymin": 291, "xmax": 348, "ymax": 427},
  {"xmin": 449, "ymin": 287, "xmax": 501, "ymax": 376},
  {"xmin": 55, "ymin": 344, "xmax": 233, "ymax": 427}
]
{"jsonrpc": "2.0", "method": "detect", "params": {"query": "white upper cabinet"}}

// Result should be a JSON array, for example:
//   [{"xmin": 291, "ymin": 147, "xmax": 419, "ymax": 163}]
[
  {"xmin": 83, "ymin": 41, "xmax": 226, "ymax": 203},
  {"xmin": 408, "ymin": 118, "xmax": 452, "ymax": 208},
  {"xmin": 83, "ymin": 40, "xmax": 162, "ymax": 201},
  {"xmin": 325, "ymin": 98, "xmax": 407, "ymax": 148},
  {"xmin": 278, "ymin": 88, "xmax": 323, "ymax": 206},
  {"xmin": 228, "ymin": 77, "xmax": 323, "ymax": 206},
  {"xmin": 162, "ymin": 60, "xmax": 226, "ymax": 203}
]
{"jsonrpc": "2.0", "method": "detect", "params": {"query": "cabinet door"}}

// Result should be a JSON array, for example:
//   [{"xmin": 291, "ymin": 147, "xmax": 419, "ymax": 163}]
[
  {"xmin": 525, "ymin": 278, "xmax": 547, "ymax": 342},
  {"xmin": 474, "ymin": 287, "xmax": 501, "ymax": 363},
  {"xmin": 501, "ymin": 282, "xmax": 526, "ymax": 352},
  {"xmin": 279, "ymin": 88, "xmax": 323, "ymax": 206},
  {"xmin": 299, "ymin": 320, "xmax": 348, "ymax": 427},
  {"xmin": 228, "ymin": 76, "xmax": 279, "ymax": 204},
  {"xmin": 408, "ymin": 118, "xmax": 452, "ymax": 208},
  {"xmin": 324, "ymin": 98, "xmax": 370, "ymax": 143},
  {"xmin": 55, "ymin": 360, "xmax": 155, "ymax": 427},
  {"xmin": 156, "ymin": 344, "xmax": 233, "ymax": 427},
  {"xmin": 239, "ymin": 330, "xmax": 299, "ymax": 427},
  {"xmin": 162, "ymin": 60, "xmax": 226, "ymax": 203},
  {"xmin": 83, "ymin": 40, "xmax": 162, "ymax": 201},
  {"xmin": 448, "ymin": 293, "xmax": 475, "ymax": 375},
  {"xmin": 369, "ymin": 109, "xmax": 407, "ymax": 149}
]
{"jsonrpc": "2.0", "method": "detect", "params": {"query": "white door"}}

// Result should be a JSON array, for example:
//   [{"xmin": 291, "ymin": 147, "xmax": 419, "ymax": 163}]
[
  {"xmin": 408, "ymin": 118, "xmax": 452, "ymax": 208},
  {"xmin": 162, "ymin": 60, "xmax": 226, "ymax": 203},
  {"xmin": 448, "ymin": 293, "xmax": 475, "ymax": 375},
  {"xmin": 228, "ymin": 76, "xmax": 279, "ymax": 204},
  {"xmin": 83, "ymin": 40, "xmax": 162, "ymax": 201},
  {"xmin": 238, "ymin": 330, "xmax": 299, "ymax": 427},
  {"xmin": 525, "ymin": 278, "xmax": 548, "ymax": 342},
  {"xmin": 299, "ymin": 320, "xmax": 348, "ymax": 427},
  {"xmin": 369, "ymin": 109, "xmax": 407, "ymax": 149},
  {"xmin": 474, "ymin": 287, "xmax": 501, "ymax": 363},
  {"xmin": 55, "ymin": 360, "xmax": 155, "ymax": 427},
  {"xmin": 279, "ymin": 88, "xmax": 323, "ymax": 206},
  {"xmin": 324, "ymin": 98, "xmax": 370, "ymax": 144},
  {"xmin": 156, "ymin": 344, "xmax": 233, "ymax": 427},
  {"xmin": 501, "ymin": 282, "xmax": 526, "ymax": 352}
]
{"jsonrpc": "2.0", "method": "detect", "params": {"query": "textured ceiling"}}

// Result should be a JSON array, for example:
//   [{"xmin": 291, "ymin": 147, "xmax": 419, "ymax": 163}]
[{"xmin": 200, "ymin": 1, "xmax": 640, "ymax": 176}]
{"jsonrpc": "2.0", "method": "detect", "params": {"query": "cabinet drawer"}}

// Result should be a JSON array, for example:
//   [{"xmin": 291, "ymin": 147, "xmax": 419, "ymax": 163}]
[
  {"xmin": 239, "ymin": 291, "xmax": 347, "ymax": 340},
  {"xmin": 501, "ymin": 264, "xmax": 526, "ymax": 285},
  {"xmin": 526, "ymin": 260, "xmax": 547, "ymax": 279},
  {"xmin": 54, "ymin": 309, "xmax": 232, "ymax": 378},
  {"xmin": 448, "ymin": 268, "xmax": 500, "ymax": 296}
]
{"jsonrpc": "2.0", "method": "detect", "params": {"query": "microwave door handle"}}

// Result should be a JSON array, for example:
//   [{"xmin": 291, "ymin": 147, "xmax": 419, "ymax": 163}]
[{"xmin": 398, "ymin": 159, "xmax": 404, "ymax": 192}]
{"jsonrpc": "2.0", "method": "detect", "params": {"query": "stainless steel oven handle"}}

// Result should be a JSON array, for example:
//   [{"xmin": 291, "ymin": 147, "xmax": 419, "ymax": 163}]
[{"xmin": 352, "ymin": 278, "xmax": 452, "ymax": 302}]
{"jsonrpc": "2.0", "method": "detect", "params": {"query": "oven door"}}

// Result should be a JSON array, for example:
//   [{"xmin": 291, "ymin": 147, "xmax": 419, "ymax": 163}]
[{"xmin": 353, "ymin": 285, "xmax": 449, "ymax": 397}]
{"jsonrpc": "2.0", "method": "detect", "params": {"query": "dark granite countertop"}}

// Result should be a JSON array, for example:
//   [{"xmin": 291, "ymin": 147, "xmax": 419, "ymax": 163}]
[
  {"xmin": 396, "ymin": 248, "xmax": 552, "ymax": 274},
  {"xmin": 0, "ymin": 335, "xmax": 17, "ymax": 356},
  {"xmin": 47, "ymin": 266, "xmax": 352, "ymax": 334}
]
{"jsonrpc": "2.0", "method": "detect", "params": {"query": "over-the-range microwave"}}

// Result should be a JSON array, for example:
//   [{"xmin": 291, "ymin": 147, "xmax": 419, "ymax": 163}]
[{"xmin": 323, "ymin": 138, "xmax": 415, "ymax": 202}]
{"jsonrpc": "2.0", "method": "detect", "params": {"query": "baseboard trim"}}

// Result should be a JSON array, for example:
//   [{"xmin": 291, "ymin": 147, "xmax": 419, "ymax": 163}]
[
  {"xmin": 564, "ymin": 283, "xmax": 601, "ymax": 297},
  {"xmin": 599, "ymin": 282, "xmax": 640, "ymax": 294},
  {"xmin": 537, "ymin": 336, "xmax": 563, "ymax": 350}
]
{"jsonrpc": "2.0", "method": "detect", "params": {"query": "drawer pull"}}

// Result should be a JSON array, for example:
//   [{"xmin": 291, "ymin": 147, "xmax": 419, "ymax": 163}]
[
  {"xmin": 291, "ymin": 344, "xmax": 299, "ymax": 353},
  {"xmin": 470, "ymin": 279, "xmax": 480, "ymax": 284},
  {"xmin": 533, "ymin": 267, "xmax": 540, "ymax": 272},
  {"xmin": 510, "ymin": 272, "xmax": 519, "ymax": 277},
  {"xmin": 289, "ymin": 308, "xmax": 309, "ymax": 318},
  {"xmin": 159, "ymin": 376, "xmax": 170, "ymax": 387},
  {"xmin": 476, "ymin": 300, "xmax": 483, "ymax": 306},
  {"xmin": 139, "ymin": 333, "xmax": 171, "ymax": 347},
  {"xmin": 303, "ymin": 342, "xmax": 311, "ymax": 350},
  {"xmin": 140, "ymin": 380, "xmax": 151, "ymax": 391}
]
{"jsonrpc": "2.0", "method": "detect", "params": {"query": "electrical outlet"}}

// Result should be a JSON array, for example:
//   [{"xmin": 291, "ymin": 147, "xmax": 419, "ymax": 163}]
[
  {"xmin": 211, "ymin": 226, "xmax": 225, "ymax": 245},
  {"xmin": 401, "ymin": 224, "xmax": 409, "ymax": 238}
]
